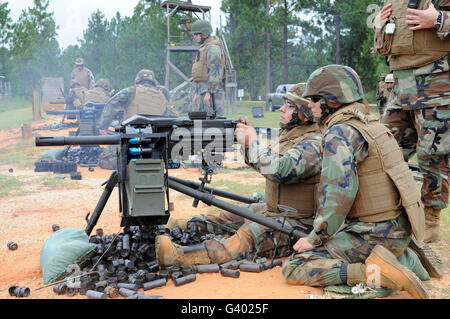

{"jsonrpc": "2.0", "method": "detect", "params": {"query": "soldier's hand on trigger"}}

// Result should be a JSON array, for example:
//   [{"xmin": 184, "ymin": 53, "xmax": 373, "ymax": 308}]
[
  {"xmin": 235, "ymin": 116, "xmax": 257, "ymax": 148},
  {"xmin": 406, "ymin": 2, "xmax": 439, "ymax": 30},
  {"xmin": 293, "ymin": 237, "xmax": 314, "ymax": 253},
  {"xmin": 373, "ymin": 3, "xmax": 392, "ymax": 29},
  {"xmin": 193, "ymin": 93, "xmax": 198, "ymax": 106},
  {"xmin": 204, "ymin": 92, "xmax": 211, "ymax": 108}
]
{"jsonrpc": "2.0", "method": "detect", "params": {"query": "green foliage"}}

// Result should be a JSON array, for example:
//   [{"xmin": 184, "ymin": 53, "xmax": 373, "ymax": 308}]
[{"xmin": 0, "ymin": 173, "xmax": 24, "ymax": 198}]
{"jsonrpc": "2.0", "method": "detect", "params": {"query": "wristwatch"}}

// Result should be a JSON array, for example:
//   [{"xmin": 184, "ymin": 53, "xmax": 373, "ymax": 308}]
[{"xmin": 434, "ymin": 11, "xmax": 443, "ymax": 31}]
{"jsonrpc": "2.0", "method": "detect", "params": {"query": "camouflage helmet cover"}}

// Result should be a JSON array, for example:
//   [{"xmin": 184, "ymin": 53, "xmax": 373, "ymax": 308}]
[
  {"xmin": 95, "ymin": 78, "xmax": 110, "ymax": 91},
  {"xmin": 303, "ymin": 65, "xmax": 364, "ymax": 105},
  {"xmin": 135, "ymin": 69, "xmax": 157, "ymax": 85},
  {"xmin": 75, "ymin": 58, "xmax": 84, "ymax": 66},
  {"xmin": 191, "ymin": 20, "xmax": 213, "ymax": 35},
  {"xmin": 283, "ymin": 83, "xmax": 314, "ymax": 120},
  {"xmin": 379, "ymin": 74, "xmax": 386, "ymax": 81}
]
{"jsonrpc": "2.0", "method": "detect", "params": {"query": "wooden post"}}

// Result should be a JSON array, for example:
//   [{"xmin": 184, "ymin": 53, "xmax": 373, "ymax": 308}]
[
  {"xmin": 21, "ymin": 123, "xmax": 33, "ymax": 139},
  {"xmin": 32, "ymin": 89, "xmax": 41, "ymax": 121}
]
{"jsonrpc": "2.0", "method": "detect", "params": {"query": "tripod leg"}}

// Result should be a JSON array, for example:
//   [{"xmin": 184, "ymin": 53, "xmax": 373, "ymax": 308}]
[{"xmin": 85, "ymin": 171, "xmax": 119, "ymax": 236}]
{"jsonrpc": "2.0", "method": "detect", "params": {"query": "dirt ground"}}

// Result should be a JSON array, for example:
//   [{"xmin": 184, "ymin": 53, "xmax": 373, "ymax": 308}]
[{"xmin": 0, "ymin": 120, "xmax": 448, "ymax": 300}]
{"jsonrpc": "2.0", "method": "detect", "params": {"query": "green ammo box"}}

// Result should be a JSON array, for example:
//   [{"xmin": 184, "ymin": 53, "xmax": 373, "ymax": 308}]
[{"xmin": 125, "ymin": 159, "xmax": 166, "ymax": 218}]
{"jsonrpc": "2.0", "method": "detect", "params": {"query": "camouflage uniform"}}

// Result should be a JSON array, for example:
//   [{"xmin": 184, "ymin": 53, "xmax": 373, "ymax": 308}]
[
  {"xmin": 191, "ymin": 21, "xmax": 226, "ymax": 114},
  {"xmin": 71, "ymin": 58, "xmax": 95, "ymax": 90},
  {"xmin": 376, "ymin": 75, "xmax": 394, "ymax": 117},
  {"xmin": 282, "ymin": 65, "xmax": 428, "ymax": 288},
  {"xmin": 67, "ymin": 80, "xmax": 86, "ymax": 109},
  {"xmin": 377, "ymin": 1, "xmax": 450, "ymax": 243}
]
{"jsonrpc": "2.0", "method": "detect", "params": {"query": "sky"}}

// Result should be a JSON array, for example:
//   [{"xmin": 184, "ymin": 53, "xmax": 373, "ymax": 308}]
[{"xmin": 7, "ymin": 0, "xmax": 225, "ymax": 49}]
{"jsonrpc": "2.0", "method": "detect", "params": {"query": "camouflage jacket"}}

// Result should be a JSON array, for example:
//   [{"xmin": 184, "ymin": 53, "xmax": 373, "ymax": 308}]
[
  {"xmin": 196, "ymin": 44, "xmax": 225, "ymax": 95},
  {"xmin": 391, "ymin": 1, "xmax": 450, "ymax": 110},
  {"xmin": 243, "ymin": 130, "xmax": 322, "ymax": 184},
  {"xmin": 70, "ymin": 68, "xmax": 95, "ymax": 90},
  {"xmin": 97, "ymin": 83, "xmax": 177, "ymax": 130},
  {"xmin": 306, "ymin": 124, "xmax": 369, "ymax": 246}
]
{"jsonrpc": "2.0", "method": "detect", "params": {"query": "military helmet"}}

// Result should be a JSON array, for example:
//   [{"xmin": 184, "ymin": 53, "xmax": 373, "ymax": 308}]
[
  {"xmin": 135, "ymin": 69, "xmax": 156, "ymax": 85},
  {"xmin": 74, "ymin": 58, "xmax": 84, "ymax": 66},
  {"xmin": 379, "ymin": 74, "xmax": 386, "ymax": 81},
  {"xmin": 283, "ymin": 83, "xmax": 314, "ymax": 121},
  {"xmin": 191, "ymin": 20, "xmax": 213, "ymax": 35},
  {"xmin": 385, "ymin": 73, "xmax": 394, "ymax": 83},
  {"xmin": 95, "ymin": 78, "xmax": 110, "ymax": 91},
  {"xmin": 303, "ymin": 64, "xmax": 364, "ymax": 105}
]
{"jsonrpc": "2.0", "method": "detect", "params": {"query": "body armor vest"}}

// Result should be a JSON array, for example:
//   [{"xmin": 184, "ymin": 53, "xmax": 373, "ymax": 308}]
[
  {"xmin": 85, "ymin": 87, "xmax": 109, "ymax": 103},
  {"xmin": 124, "ymin": 85, "xmax": 167, "ymax": 120},
  {"xmin": 264, "ymin": 124, "xmax": 322, "ymax": 219},
  {"xmin": 192, "ymin": 36, "xmax": 225, "ymax": 83},
  {"xmin": 375, "ymin": 0, "xmax": 450, "ymax": 70},
  {"xmin": 326, "ymin": 102, "xmax": 425, "ymax": 241},
  {"xmin": 72, "ymin": 68, "xmax": 91, "ymax": 89}
]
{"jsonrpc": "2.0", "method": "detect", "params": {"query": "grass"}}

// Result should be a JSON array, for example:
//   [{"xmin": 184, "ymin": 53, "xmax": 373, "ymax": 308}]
[
  {"xmin": 0, "ymin": 138, "xmax": 48, "ymax": 168},
  {"xmin": 0, "ymin": 173, "xmax": 24, "ymax": 198},
  {"xmin": 209, "ymin": 178, "xmax": 265, "ymax": 197},
  {"xmin": 35, "ymin": 175, "xmax": 80, "ymax": 187},
  {"xmin": 0, "ymin": 96, "xmax": 34, "ymax": 130}
]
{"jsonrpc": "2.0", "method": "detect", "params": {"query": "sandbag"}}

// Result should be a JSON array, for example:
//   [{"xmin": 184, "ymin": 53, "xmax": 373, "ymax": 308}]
[{"xmin": 40, "ymin": 228, "xmax": 97, "ymax": 284}]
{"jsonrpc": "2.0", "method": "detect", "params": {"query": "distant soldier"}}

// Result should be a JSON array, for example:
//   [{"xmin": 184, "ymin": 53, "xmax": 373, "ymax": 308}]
[
  {"xmin": 97, "ymin": 69, "xmax": 178, "ymax": 170},
  {"xmin": 85, "ymin": 78, "xmax": 112, "ymax": 103},
  {"xmin": 71, "ymin": 58, "xmax": 95, "ymax": 90},
  {"xmin": 376, "ymin": 73, "xmax": 394, "ymax": 117},
  {"xmin": 67, "ymin": 80, "xmax": 86, "ymax": 109},
  {"xmin": 97, "ymin": 69, "xmax": 178, "ymax": 131},
  {"xmin": 191, "ymin": 20, "xmax": 226, "ymax": 115}
]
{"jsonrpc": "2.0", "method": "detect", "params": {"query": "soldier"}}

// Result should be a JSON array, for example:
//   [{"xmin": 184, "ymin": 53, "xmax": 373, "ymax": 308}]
[
  {"xmin": 281, "ymin": 65, "xmax": 435, "ymax": 299},
  {"xmin": 373, "ymin": 1, "xmax": 450, "ymax": 243},
  {"xmin": 97, "ymin": 69, "xmax": 177, "ymax": 131},
  {"xmin": 71, "ymin": 58, "xmax": 95, "ymax": 90},
  {"xmin": 376, "ymin": 73, "xmax": 394, "ymax": 117},
  {"xmin": 97, "ymin": 69, "xmax": 178, "ymax": 170},
  {"xmin": 191, "ymin": 20, "xmax": 226, "ymax": 115},
  {"xmin": 66, "ymin": 79, "xmax": 86, "ymax": 109},
  {"xmin": 156, "ymin": 83, "xmax": 324, "ymax": 267},
  {"xmin": 84, "ymin": 78, "xmax": 111, "ymax": 104}
]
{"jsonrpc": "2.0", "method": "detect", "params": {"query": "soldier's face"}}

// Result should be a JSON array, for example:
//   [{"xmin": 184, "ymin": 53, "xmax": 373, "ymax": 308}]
[
  {"xmin": 193, "ymin": 33, "xmax": 202, "ymax": 43},
  {"xmin": 280, "ymin": 100, "xmax": 297, "ymax": 124},
  {"xmin": 308, "ymin": 100, "xmax": 322, "ymax": 118}
]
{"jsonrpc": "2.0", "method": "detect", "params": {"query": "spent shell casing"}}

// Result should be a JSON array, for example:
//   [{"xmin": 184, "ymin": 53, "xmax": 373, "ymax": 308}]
[
  {"xmin": 220, "ymin": 268, "xmax": 240, "ymax": 278},
  {"xmin": 143, "ymin": 278, "xmax": 167, "ymax": 291},
  {"xmin": 174, "ymin": 274, "xmax": 196, "ymax": 287}
]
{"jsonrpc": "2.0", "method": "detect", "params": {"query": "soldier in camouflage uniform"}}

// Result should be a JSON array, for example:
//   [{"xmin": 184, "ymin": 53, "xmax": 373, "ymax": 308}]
[
  {"xmin": 281, "ymin": 65, "xmax": 431, "ymax": 299},
  {"xmin": 66, "ymin": 79, "xmax": 86, "ymax": 109},
  {"xmin": 155, "ymin": 83, "xmax": 324, "ymax": 267},
  {"xmin": 97, "ymin": 69, "xmax": 178, "ymax": 170},
  {"xmin": 84, "ymin": 78, "xmax": 111, "ymax": 103},
  {"xmin": 71, "ymin": 58, "xmax": 95, "ymax": 90},
  {"xmin": 191, "ymin": 20, "xmax": 226, "ymax": 115},
  {"xmin": 376, "ymin": 73, "xmax": 394, "ymax": 117},
  {"xmin": 373, "ymin": 1, "xmax": 450, "ymax": 243}
]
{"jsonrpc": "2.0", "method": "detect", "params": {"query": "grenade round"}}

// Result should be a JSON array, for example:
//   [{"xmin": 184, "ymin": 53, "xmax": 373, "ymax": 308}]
[
  {"xmin": 239, "ymin": 263, "xmax": 263, "ymax": 273},
  {"xmin": 174, "ymin": 274, "xmax": 196, "ymax": 287},
  {"xmin": 7, "ymin": 241, "xmax": 18, "ymax": 251},
  {"xmin": 220, "ymin": 268, "xmax": 240, "ymax": 278},
  {"xmin": 143, "ymin": 278, "xmax": 167, "ymax": 291},
  {"xmin": 86, "ymin": 290, "xmax": 106, "ymax": 299},
  {"xmin": 117, "ymin": 283, "xmax": 138, "ymax": 291}
]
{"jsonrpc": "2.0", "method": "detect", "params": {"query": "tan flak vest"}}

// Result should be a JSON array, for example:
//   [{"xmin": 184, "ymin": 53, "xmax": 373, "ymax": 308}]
[
  {"xmin": 124, "ymin": 85, "xmax": 168, "ymax": 120},
  {"xmin": 72, "ymin": 68, "xmax": 91, "ymax": 89},
  {"xmin": 326, "ymin": 102, "xmax": 425, "ymax": 241},
  {"xmin": 264, "ymin": 124, "xmax": 322, "ymax": 219},
  {"xmin": 85, "ymin": 87, "xmax": 110, "ymax": 103},
  {"xmin": 374, "ymin": 0, "xmax": 450, "ymax": 70},
  {"xmin": 192, "ymin": 36, "xmax": 225, "ymax": 83}
]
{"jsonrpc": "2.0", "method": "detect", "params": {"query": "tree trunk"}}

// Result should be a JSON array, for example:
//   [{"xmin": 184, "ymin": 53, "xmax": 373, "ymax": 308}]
[
  {"xmin": 335, "ymin": 12, "xmax": 341, "ymax": 64},
  {"xmin": 283, "ymin": 0, "xmax": 288, "ymax": 83},
  {"xmin": 265, "ymin": 0, "xmax": 271, "ymax": 111}
]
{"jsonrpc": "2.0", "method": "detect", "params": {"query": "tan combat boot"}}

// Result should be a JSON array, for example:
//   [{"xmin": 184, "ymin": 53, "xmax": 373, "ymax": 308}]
[
  {"xmin": 347, "ymin": 245, "xmax": 429, "ymax": 299},
  {"xmin": 155, "ymin": 235, "xmax": 210, "ymax": 268},
  {"xmin": 424, "ymin": 208, "xmax": 441, "ymax": 244},
  {"xmin": 409, "ymin": 235, "xmax": 443, "ymax": 279},
  {"xmin": 164, "ymin": 216, "xmax": 189, "ymax": 231}
]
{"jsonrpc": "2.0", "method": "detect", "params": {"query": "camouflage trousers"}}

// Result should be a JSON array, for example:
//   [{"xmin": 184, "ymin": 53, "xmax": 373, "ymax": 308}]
[
  {"xmin": 195, "ymin": 91, "xmax": 224, "ymax": 116},
  {"xmin": 381, "ymin": 104, "xmax": 450, "ymax": 209},
  {"xmin": 188, "ymin": 203, "xmax": 314, "ymax": 260},
  {"xmin": 281, "ymin": 214, "xmax": 414, "ymax": 287}
]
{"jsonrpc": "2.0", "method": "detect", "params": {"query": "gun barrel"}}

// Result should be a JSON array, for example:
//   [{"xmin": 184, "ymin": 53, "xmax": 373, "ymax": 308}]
[
  {"xmin": 168, "ymin": 179, "xmax": 308, "ymax": 239},
  {"xmin": 46, "ymin": 110, "xmax": 79, "ymax": 115},
  {"xmin": 36, "ymin": 135, "xmax": 120, "ymax": 146}
]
